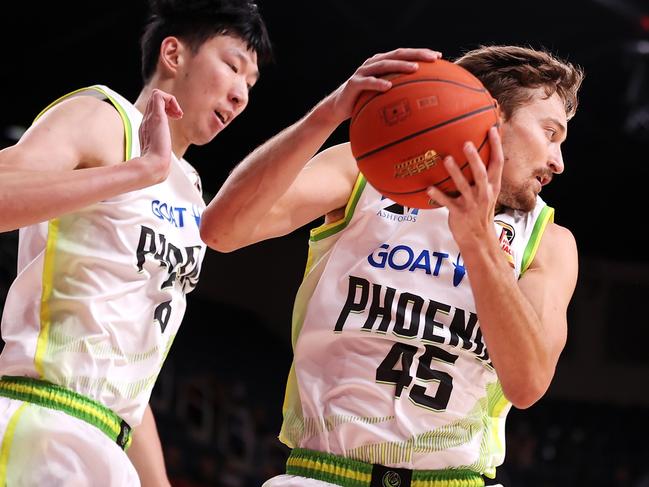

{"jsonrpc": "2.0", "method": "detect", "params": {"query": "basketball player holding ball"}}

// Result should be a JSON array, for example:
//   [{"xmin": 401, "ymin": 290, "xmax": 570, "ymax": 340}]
[
  {"xmin": 201, "ymin": 45, "xmax": 583, "ymax": 487},
  {"xmin": 0, "ymin": 1, "xmax": 271, "ymax": 485}
]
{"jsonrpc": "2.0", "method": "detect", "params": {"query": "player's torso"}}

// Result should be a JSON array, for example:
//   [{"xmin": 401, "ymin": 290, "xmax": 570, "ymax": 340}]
[
  {"xmin": 0, "ymin": 86, "xmax": 207, "ymax": 425},
  {"xmin": 283, "ymin": 176, "xmax": 551, "ymax": 474}
]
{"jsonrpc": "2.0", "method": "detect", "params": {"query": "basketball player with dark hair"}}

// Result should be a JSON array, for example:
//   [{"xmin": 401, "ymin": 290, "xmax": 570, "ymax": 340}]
[
  {"xmin": 0, "ymin": 1, "xmax": 271, "ymax": 485},
  {"xmin": 201, "ymin": 45, "xmax": 583, "ymax": 487}
]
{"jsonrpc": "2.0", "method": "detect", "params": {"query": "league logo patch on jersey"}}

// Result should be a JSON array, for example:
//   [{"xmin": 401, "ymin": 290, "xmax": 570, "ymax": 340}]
[{"xmin": 495, "ymin": 220, "xmax": 515, "ymax": 268}]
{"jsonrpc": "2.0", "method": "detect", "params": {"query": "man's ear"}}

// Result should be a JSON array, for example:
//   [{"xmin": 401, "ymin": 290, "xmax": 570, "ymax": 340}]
[{"xmin": 158, "ymin": 36, "xmax": 185, "ymax": 76}]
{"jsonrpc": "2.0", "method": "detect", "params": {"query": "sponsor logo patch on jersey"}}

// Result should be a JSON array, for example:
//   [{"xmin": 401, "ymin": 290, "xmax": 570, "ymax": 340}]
[
  {"xmin": 151, "ymin": 200, "xmax": 203, "ymax": 228},
  {"xmin": 452, "ymin": 253, "xmax": 466, "ymax": 287},
  {"xmin": 367, "ymin": 243, "xmax": 466, "ymax": 287},
  {"xmin": 376, "ymin": 197, "xmax": 418, "ymax": 223},
  {"xmin": 151, "ymin": 200, "xmax": 188, "ymax": 228}
]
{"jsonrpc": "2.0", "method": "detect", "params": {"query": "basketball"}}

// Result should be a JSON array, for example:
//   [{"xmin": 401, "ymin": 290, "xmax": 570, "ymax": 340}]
[{"xmin": 349, "ymin": 59, "xmax": 500, "ymax": 208}]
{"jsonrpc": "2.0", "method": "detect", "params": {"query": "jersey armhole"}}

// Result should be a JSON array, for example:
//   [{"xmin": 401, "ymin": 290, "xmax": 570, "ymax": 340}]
[
  {"xmin": 33, "ymin": 86, "xmax": 133, "ymax": 162},
  {"xmin": 520, "ymin": 205, "xmax": 555, "ymax": 276},
  {"xmin": 309, "ymin": 174, "xmax": 366, "ymax": 242}
]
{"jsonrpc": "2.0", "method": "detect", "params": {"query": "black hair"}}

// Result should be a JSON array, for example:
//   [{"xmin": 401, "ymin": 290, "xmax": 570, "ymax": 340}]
[{"xmin": 140, "ymin": 0, "xmax": 273, "ymax": 83}]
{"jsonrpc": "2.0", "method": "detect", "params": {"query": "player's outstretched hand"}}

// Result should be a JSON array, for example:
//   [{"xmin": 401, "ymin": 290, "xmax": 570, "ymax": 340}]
[
  {"xmin": 135, "ymin": 89, "xmax": 183, "ymax": 186},
  {"xmin": 320, "ymin": 48, "xmax": 442, "ymax": 126}
]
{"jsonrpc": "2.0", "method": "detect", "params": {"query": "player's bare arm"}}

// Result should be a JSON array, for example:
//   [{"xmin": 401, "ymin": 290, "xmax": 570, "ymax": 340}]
[
  {"xmin": 427, "ymin": 130, "xmax": 575, "ymax": 408},
  {"xmin": 242, "ymin": 143, "xmax": 360, "ymax": 244},
  {"xmin": 0, "ymin": 89, "xmax": 180, "ymax": 232},
  {"xmin": 200, "ymin": 48, "xmax": 442, "ymax": 252},
  {"xmin": 514, "ymin": 223, "xmax": 576, "ymax": 397}
]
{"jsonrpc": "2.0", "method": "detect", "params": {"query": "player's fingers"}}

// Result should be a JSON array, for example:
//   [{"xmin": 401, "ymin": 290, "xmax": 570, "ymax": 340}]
[
  {"xmin": 463, "ymin": 141, "xmax": 488, "ymax": 199},
  {"xmin": 356, "ymin": 59, "xmax": 419, "ymax": 79},
  {"xmin": 149, "ymin": 89, "xmax": 179, "ymax": 118},
  {"xmin": 426, "ymin": 184, "xmax": 453, "ymax": 209},
  {"xmin": 140, "ymin": 90, "xmax": 164, "ymax": 130},
  {"xmin": 486, "ymin": 126, "xmax": 504, "ymax": 190},
  {"xmin": 151, "ymin": 88, "xmax": 182, "ymax": 119},
  {"xmin": 443, "ymin": 155, "xmax": 473, "ymax": 198},
  {"xmin": 463, "ymin": 142, "xmax": 488, "ymax": 180},
  {"xmin": 365, "ymin": 48, "xmax": 442, "ymax": 65},
  {"xmin": 164, "ymin": 95, "xmax": 183, "ymax": 119},
  {"xmin": 347, "ymin": 76, "xmax": 392, "ymax": 94}
]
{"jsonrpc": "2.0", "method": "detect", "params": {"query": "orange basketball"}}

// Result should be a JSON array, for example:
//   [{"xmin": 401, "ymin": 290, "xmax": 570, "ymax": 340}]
[{"xmin": 349, "ymin": 59, "xmax": 499, "ymax": 208}]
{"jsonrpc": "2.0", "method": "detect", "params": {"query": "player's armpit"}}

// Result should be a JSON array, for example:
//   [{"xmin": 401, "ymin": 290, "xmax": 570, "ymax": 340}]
[
  {"xmin": 251, "ymin": 142, "xmax": 360, "ymax": 242},
  {"xmin": 204, "ymin": 142, "xmax": 359, "ymax": 251}
]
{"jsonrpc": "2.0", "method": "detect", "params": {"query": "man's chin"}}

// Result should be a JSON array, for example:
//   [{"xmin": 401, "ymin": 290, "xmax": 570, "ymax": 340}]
[
  {"xmin": 197, "ymin": 130, "xmax": 221, "ymax": 146},
  {"xmin": 517, "ymin": 196, "xmax": 537, "ymax": 213},
  {"xmin": 497, "ymin": 192, "xmax": 537, "ymax": 213}
]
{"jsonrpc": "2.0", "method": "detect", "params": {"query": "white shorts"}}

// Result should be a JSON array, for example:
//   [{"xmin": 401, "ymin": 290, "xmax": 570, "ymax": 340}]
[
  {"xmin": 263, "ymin": 474, "xmax": 504, "ymax": 487},
  {"xmin": 0, "ymin": 397, "xmax": 139, "ymax": 486},
  {"xmin": 263, "ymin": 474, "xmax": 338, "ymax": 487}
]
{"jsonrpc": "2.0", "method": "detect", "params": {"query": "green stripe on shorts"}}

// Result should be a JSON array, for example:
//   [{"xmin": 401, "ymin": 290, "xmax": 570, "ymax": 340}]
[
  {"xmin": 286, "ymin": 448, "xmax": 485, "ymax": 487},
  {"xmin": 0, "ymin": 376, "xmax": 132, "ymax": 450}
]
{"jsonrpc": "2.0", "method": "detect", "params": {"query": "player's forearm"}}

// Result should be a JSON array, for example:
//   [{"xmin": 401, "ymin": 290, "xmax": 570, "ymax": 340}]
[
  {"xmin": 0, "ymin": 161, "xmax": 157, "ymax": 232},
  {"xmin": 461, "ymin": 238, "xmax": 554, "ymax": 408},
  {"xmin": 201, "ymin": 101, "xmax": 340, "ymax": 251}
]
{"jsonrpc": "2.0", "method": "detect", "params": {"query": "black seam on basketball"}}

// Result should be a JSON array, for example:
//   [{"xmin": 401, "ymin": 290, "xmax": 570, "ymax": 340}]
[
  {"xmin": 372, "ymin": 128, "xmax": 491, "ymax": 195},
  {"xmin": 355, "ymin": 105, "xmax": 496, "ymax": 162},
  {"xmin": 350, "ymin": 78, "xmax": 489, "ymax": 126}
]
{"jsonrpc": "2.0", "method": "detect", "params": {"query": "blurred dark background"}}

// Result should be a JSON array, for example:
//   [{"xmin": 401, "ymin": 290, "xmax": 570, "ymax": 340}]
[{"xmin": 2, "ymin": 1, "xmax": 649, "ymax": 485}]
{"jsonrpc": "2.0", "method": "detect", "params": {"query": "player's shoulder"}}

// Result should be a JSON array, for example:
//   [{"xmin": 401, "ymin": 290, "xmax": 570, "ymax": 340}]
[
  {"xmin": 543, "ymin": 222, "xmax": 576, "ymax": 248},
  {"xmin": 533, "ymin": 221, "xmax": 577, "ymax": 270},
  {"xmin": 311, "ymin": 141, "xmax": 354, "ymax": 163},
  {"xmin": 34, "ymin": 92, "xmax": 126, "ymax": 167},
  {"xmin": 522, "ymin": 221, "xmax": 576, "ymax": 277},
  {"xmin": 31, "ymin": 92, "xmax": 125, "ymax": 143},
  {"xmin": 308, "ymin": 142, "xmax": 358, "ymax": 180},
  {"xmin": 38, "ymin": 93, "xmax": 123, "ymax": 128}
]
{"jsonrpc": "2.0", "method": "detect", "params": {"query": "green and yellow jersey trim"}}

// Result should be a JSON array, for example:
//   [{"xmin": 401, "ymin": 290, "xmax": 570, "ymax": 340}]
[
  {"xmin": 521, "ymin": 205, "xmax": 554, "ymax": 275},
  {"xmin": 34, "ymin": 86, "xmax": 133, "ymax": 160},
  {"xmin": 310, "ymin": 174, "xmax": 367, "ymax": 242},
  {"xmin": 34, "ymin": 218, "xmax": 59, "ymax": 379},
  {"xmin": 31, "ymin": 86, "xmax": 133, "ymax": 378}
]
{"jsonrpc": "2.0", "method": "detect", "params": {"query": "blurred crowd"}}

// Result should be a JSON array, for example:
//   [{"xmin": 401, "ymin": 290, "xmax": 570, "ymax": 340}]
[{"xmin": 153, "ymin": 366, "xmax": 649, "ymax": 486}]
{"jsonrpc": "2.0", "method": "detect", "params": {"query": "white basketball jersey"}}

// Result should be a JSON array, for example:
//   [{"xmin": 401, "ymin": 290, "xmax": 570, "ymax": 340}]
[
  {"xmin": 0, "ymin": 86, "xmax": 207, "ymax": 427},
  {"xmin": 280, "ymin": 176, "xmax": 554, "ymax": 478}
]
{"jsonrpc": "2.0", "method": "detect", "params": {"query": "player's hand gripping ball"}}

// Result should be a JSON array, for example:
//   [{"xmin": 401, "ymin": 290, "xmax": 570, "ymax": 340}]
[{"xmin": 350, "ymin": 59, "xmax": 500, "ymax": 208}]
